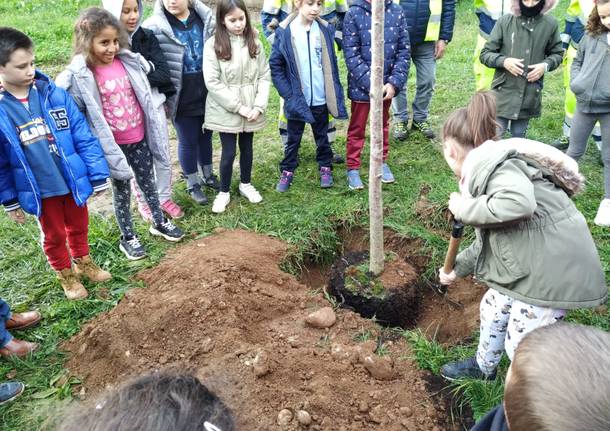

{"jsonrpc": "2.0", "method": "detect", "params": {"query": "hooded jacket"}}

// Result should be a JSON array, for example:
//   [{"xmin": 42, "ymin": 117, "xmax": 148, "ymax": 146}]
[
  {"xmin": 0, "ymin": 72, "xmax": 109, "ymax": 217},
  {"xmin": 143, "ymin": 0, "xmax": 215, "ymax": 119},
  {"xmin": 203, "ymin": 34, "xmax": 271, "ymax": 133},
  {"xmin": 102, "ymin": 0, "xmax": 176, "ymax": 100},
  {"xmin": 570, "ymin": 32, "xmax": 610, "ymax": 114},
  {"xmin": 453, "ymin": 139, "xmax": 607, "ymax": 310},
  {"xmin": 479, "ymin": 0, "xmax": 563, "ymax": 120},
  {"xmin": 269, "ymin": 14, "xmax": 348, "ymax": 123},
  {"xmin": 342, "ymin": 0, "xmax": 411, "ymax": 102},
  {"xmin": 56, "ymin": 51, "xmax": 168, "ymax": 181}
]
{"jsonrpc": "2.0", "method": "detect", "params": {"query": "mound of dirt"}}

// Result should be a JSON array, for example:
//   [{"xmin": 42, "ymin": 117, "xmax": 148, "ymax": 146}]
[{"xmin": 63, "ymin": 230, "xmax": 465, "ymax": 430}]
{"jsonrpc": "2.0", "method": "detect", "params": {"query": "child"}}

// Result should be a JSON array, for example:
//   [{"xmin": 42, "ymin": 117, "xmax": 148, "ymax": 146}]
[
  {"xmin": 203, "ymin": 0, "xmax": 270, "ymax": 213},
  {"xmin": 0, "ymin": 27, "xmax": 111, "ymax": 300},
  {"xmin": 471, "ymin": 323, "xmax": 610, "ymax": 431},
  {"xmin": 56, "ymin": 373, "xmax": 235, "ymax": 431},
  {"xmin": 269, "ymin": 0, "xmax": 348, "ymax": 192},
  {"xmin": 479, "ymin": 0, "xmax": 563, "ymax": 138},
  {"xmin": 438, "ymin": 92, "xmax": 607, "ymax": 381},
  {"xmin": 57, "ymin": 8, "xmax": 184, "ymax": 261},
  {"xmin": 566, "ymin": 0, "xmax": 610, "ymax": 226},
  {"xmin": 343, "ymin": 0, "xmax": 410, "ymax": 190},
  {"xmin": 143, "ymin": 0, "xmax": 218, "ymax": 205},
  {"xmin": 102, "ymin": 0, "xmax": 184, "ymax": 221}
]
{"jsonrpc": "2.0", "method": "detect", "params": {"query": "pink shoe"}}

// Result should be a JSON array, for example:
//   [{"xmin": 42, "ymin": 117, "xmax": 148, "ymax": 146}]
[
  {"xmin": 161, "ymin": 199, "xmax": 184, "ymax": 219},
  {"xmin": 137, "ymin": 202, "xmax": 153, "ymax": 222}
]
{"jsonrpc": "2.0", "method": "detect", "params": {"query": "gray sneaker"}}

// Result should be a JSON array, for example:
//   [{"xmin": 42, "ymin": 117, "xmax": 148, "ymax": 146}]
[
  {"xmin": 440, "ymin": 356, "xmax": 496, "ymax": 381},
  {"xmin": 393, "ymin": 121, "xmax": 409, "ymax": 141},
  {"xmin": 412, "ymin": 120, "xmax": 436, "ymax": 139}
]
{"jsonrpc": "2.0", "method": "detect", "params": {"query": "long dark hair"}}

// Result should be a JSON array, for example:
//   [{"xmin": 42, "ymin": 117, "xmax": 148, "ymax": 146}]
[
  {"xmin": 586, "ymin": 0, "xmax": 610, "ymax": 36},
  {"xmin": 214, "ymin": 0, "xmax": 258, "ymax": 61}
]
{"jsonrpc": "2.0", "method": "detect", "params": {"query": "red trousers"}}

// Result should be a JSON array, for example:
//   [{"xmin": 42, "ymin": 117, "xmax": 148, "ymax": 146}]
[
  {"xmin": 38, "ymin": 194, "xmax": 89, "ymax": 271},
  {"xmin": 346, "ymin": 99, "xmax": 391, "ymax": 170}
]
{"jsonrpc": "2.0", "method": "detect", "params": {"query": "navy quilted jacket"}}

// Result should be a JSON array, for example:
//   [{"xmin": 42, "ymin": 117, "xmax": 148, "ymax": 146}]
[
  {"xmin": 398, "ymin": 0, "xmax": 456, "ymax": 45},
  {"xmin": 343, "ymin": 0, "xmax": 411, "ymax": 102}
]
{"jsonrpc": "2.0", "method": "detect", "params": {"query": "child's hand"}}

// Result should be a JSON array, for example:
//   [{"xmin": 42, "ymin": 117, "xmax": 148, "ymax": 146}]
[
  {"xmin": 7, "ymin": 208, "xmax": 26, "ymax": 224},
  {"xmin": 247, "ymin": 109, "xmax": 261, "ymax": 122},
  {"xmin": 438, "ymin": 267, "xmax": 457, "ymax": 285},
  {"xmin": 503, "ymin": 57, "xmax": 524, "ymax": 77},
  {"xmin": 448, "ymin": 192, "xmax": 465, "ymax": 217},
  {"xmin": 382, "ymin": 83, "xmax": 395, "ymax": 100},
  {"xmin": 527, "ymin": 63, "xmax": 546, "ymax": 82},
  {"xmin": 238, "ymin": 106, "xmax": 252, "ymax": 118}
]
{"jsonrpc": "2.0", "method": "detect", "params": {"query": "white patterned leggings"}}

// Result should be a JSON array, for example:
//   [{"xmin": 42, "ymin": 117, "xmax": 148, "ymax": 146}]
[{"xmin": 476, "ymin": 289, "xmax": 566, "ymax": 376}]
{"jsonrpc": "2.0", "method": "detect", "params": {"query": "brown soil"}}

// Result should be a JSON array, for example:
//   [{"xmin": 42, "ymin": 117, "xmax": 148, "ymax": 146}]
[{"xmin": 62, "ymin": 229, "xmax": 482, "ymax": 430}]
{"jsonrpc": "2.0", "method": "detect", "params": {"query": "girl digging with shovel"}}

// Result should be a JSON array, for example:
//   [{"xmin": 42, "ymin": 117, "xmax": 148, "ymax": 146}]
[{"xmin": 438, "ymin": 91, "xmax": 607, "ymax": 381}]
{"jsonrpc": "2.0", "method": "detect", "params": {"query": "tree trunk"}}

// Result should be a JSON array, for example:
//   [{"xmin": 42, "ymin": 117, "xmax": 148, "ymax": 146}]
[{"xmin": 369, "ymin": 0, "xmax": 385, "ymax": 276}]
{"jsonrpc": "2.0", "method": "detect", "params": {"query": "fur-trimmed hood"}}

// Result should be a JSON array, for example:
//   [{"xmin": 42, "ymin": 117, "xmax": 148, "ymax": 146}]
[
  {"xmin": 510, "ymin": 0, "xmax": 557, "ymax": 16},
  {"xmin": 461, "ymin": 138, "xmax": 585, "ymax": 198}
]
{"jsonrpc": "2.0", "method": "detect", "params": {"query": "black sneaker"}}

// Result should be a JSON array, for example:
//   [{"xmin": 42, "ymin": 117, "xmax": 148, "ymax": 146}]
[
  {"xmin": 0, "ymin": 382, "xmax": 24, "ymax": 405},
  {"xmin": 187, "ymin": 183, "xmax": 208, "ymax": 205},
  {"xmin": 412, "ymin": 120, "xmax": 436, "ymax": 139},
  {"xmin": 119, "ymin": 235, "xmax": 147, "ymax": 261},
  {"xmin": 202, "ymin": 174, "xmax": 220, "ymax": 191},
  {"xmin": 550, "ymin": 136, "xmax": 569, "ymax": 150},
  {"xmin": 440, "ymin": 356, "xmax": 497, "ymax": 381},
  {"xmin": 150, "ymin": 219, "xmax": 184, "ymax": 242},
  {"xmin": 332, "ymin": 152, "xmax": 345, "ymax": 164}
]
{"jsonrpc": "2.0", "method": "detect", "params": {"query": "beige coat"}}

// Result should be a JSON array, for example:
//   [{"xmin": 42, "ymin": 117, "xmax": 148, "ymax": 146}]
[{"xmin": 203, "ymin": 34, "xmax": 270, "ymax": 133}]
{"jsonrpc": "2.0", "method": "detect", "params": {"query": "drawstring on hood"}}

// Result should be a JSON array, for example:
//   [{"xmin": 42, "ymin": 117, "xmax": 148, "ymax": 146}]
[{"xmin": 519, "ymin": 0, "xmax": 545, "ymax": 17}]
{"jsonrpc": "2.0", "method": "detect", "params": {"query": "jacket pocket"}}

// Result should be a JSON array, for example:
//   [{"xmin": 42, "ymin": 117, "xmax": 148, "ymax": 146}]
[
  {"xmin": 484, "ymin": 233, "xmax": 530, "ymax": 285},
  {"xmin": 491, "ymin": 74, "xmax": 506, "ymax": 90}
]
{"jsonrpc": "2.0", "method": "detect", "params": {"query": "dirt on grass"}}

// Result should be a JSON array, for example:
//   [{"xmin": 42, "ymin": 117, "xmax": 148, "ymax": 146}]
[{"xmin": 63, "ymin": 229, "xmax": 484, "ymax": 430}]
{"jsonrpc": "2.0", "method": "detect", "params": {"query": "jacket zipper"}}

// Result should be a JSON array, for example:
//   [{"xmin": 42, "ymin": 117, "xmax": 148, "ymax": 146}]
[{"xmin": 307, "ymin": 29, "xmax": 313, "ymax": 106}]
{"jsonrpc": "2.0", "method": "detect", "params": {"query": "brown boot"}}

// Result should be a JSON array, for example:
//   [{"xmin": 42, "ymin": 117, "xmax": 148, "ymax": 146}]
[
  {"xmin": 57, "ymin": 268, "xmax": 88, "ymax": 300},
  {"xmin": 6, "ymin": 311, "xmax": 41, "ymax": 331},
  {"xmin": 73, "ymin": 255, "xmax": 112, "ymax": 283},
  {"xmin": 0, "ymin": 339, "xmax": 39, "ymax": 358}
]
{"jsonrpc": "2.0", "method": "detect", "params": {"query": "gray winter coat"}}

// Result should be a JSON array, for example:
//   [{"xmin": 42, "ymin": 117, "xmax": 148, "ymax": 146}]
[
  {"xmin": 571, "ymin": 33, "xmax": 610, "ymax": 114},
  {"xmin": 56, "ymin": 51, "xmax": 168, "ymax": 181},
  {"xmin": 453, "ymin": 139, "xmax": 607, "ymax": 310},
  {"xmin": 142, "ymin": 0, "xmax": 215, "ymax": 119}
]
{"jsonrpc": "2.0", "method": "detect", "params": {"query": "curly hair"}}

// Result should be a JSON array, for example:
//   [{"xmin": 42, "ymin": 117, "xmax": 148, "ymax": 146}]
[
  {"xmin": 586, "ymin": 0, "xmax": 610, "ymax": 35},
  {"xmin": 72, "ymin": 7, "xmax": 129, "ymax": 65}
]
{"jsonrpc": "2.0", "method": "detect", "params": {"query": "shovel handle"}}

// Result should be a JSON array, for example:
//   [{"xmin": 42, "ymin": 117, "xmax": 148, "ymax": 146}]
[{"xmin": 442, "ymin": 220, "xmax": 464, "ymax": 274}]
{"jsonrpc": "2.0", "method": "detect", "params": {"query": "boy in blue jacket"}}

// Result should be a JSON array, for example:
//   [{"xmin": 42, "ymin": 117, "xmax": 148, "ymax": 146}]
[
  {"xmin": 0, "ymin": 27, "xmax": 111, "ymax": 300},
  {"xmin": 343, "ymin": 0, "xmax": 410, "ymax": 189}
]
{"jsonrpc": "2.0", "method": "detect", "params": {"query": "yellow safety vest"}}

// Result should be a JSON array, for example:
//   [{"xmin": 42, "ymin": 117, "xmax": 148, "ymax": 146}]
[
  {"xmin": 424, "ymin": 0, "xmax": 443, "ymax": 41},
  {"xmin": 474, "ymin": 0, "xmax": 512, "ymax": 21}
]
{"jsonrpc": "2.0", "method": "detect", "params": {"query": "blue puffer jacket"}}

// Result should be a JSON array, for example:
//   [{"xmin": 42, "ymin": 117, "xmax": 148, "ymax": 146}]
[
  {"xmin": 343, "ymin": 0, "xmax": 411, "ymax": 102},
  {"xmin": 269, "ymin": 14, "xmax": 348, "ymax": 123},
  {"xmin": 399, "ymin": 0, "xmax": 456, "ymax": 45},
  {"xmin": 0, "ymin": 72, "xmax": 109, "ymax": 217}
]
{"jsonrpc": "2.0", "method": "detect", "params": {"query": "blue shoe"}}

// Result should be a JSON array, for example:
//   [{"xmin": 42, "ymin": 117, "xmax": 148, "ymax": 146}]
[
  {"xmin": 440, "ymin": 357, "xmax": 496, "ymax": 381},
  {"xmin": 0, "ymin": 382, "xmax": 24, "ymax": 405},
  {"xmin": 381, "ymin": 163, "xmax": 395, "ymax": 184},
  {"xmin": 320, "ymin": 167, "xmax": 333, "ymax": 188},
  {"xmin": 347, "ymin": 169, "xmax": 364, "ymax": 190},
  {"xmin": 276, "ymin": 170, "xmax": 293, "ymax": 192}
]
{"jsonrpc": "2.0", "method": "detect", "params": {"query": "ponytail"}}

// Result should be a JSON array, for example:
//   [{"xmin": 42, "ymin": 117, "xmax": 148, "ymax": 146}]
[{"xmin": 442, "ymin": 91, "xmax": 498, "ymax": 151}]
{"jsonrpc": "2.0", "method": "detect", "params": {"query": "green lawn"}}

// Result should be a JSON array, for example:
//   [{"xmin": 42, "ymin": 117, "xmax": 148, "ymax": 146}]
[{"xmin": 0, "ymin": 0, "xmax": 608, "ymax": 429}]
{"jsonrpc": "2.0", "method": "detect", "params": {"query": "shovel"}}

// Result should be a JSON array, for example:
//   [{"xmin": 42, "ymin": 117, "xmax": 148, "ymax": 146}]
[{"xmin": 427, "ymin": 218, "xmax": 465, "ymax": 309}]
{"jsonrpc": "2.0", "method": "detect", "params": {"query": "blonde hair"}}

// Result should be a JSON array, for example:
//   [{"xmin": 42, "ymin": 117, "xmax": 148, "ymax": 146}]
[
  {"xmin": 72, "ymin": 7, "xmax": 129, "ymax": 65},
  {"xmin": 504, "ymin": 323, "xmax": 610, "ymax": 431}
]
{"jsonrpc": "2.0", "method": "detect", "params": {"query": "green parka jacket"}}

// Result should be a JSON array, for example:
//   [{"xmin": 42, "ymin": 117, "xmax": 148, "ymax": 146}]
[
  {"xmin": 453, "ymin": 139, "xmax": 607, "ymax": 310},
  {"xmin": 479, "ymin": 0, "xmax": 563, "ymax": 120}
]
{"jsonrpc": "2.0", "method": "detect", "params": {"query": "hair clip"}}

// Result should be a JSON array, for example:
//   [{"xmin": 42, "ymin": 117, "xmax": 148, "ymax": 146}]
[{"xmin": 204, "ymin": 422, "xmax": 222, "ymax": 431}]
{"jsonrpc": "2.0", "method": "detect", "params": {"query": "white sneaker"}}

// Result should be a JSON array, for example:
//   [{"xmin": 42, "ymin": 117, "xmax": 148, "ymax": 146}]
[
  {"xmin": 212, "ymin": 192, "xmax": 230, "ymax": 214},
  {"xmin": 594, "ymin": 199, "xmax": 610, "ymax": 226},
  {"xmin": 239, "ymin": 183, "xmax": 263, "ymax": 203}
]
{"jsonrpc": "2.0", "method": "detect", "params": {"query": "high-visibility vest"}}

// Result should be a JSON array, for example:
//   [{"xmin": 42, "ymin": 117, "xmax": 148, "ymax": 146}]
[
  {"xmin": 565, "ymin": 0, "xmax": 595, "ymax": 26},
  {"xmin": 474, "ymin": 0, "xmax": 512, "ymax": 21},
  {"xmin": 424, "ymin": 0, "xmax": 443, "ymax": 41}
]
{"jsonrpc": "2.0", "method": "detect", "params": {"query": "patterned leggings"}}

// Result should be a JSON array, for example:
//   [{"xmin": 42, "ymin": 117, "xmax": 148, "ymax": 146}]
[
  {"xmin": 111, "ymin": 140, "xmax": 164, "ymax": 238},
  {"xmin": 476, "ymin": 289, "xmax": 566, "ymax": 375}
]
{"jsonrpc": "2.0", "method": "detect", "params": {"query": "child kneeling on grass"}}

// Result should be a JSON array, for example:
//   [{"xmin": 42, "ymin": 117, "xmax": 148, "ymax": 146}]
[
  {"xmin": 0, "ymin": 27, "xmax": 111, "ymax": 300},
  {"xmin": 269, "ymin": 0, "xmax": 348, "ymax": 192},
  {"xmin": 438, "ymin": 92, "xmax": 607, "ymax": 381},
  {"xmin": 58, "ymin": 8, "xmax": 185, "ymax": 261},
  {"xmin": 203, "ymin": 0, "xmax": 270, "ymax": 213},
  {"xmin": 471, "ymin": 323, "xmax": 610, "ymax": 431}
]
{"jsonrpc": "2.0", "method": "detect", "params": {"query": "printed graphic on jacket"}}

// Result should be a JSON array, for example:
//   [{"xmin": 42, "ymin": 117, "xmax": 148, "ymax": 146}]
[{"xmin": 17, "ymin": 117, "xmax": 58, "ymax": 155}]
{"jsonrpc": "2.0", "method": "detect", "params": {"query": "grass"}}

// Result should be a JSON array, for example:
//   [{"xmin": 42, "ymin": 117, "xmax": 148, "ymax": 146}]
[{"xmin": 0, "ymin": 0, "xmax": 608, "ymax": 429}]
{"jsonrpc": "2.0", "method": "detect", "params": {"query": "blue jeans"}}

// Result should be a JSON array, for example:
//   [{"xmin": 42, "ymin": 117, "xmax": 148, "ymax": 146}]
[
  {"xmin": 173, "ymin": 115, "xmax": 213, "ymax": 176},
  {"xmin": 497, "ymin": 117, "xmax": 529, "ymax": 138},
  {"xmin": 0, "ymin": 299, "xmax": 12, "ymax": 348},
  {"xmin": 392, "ymin": 41, "xmax": 436, "ymax": 123}
]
